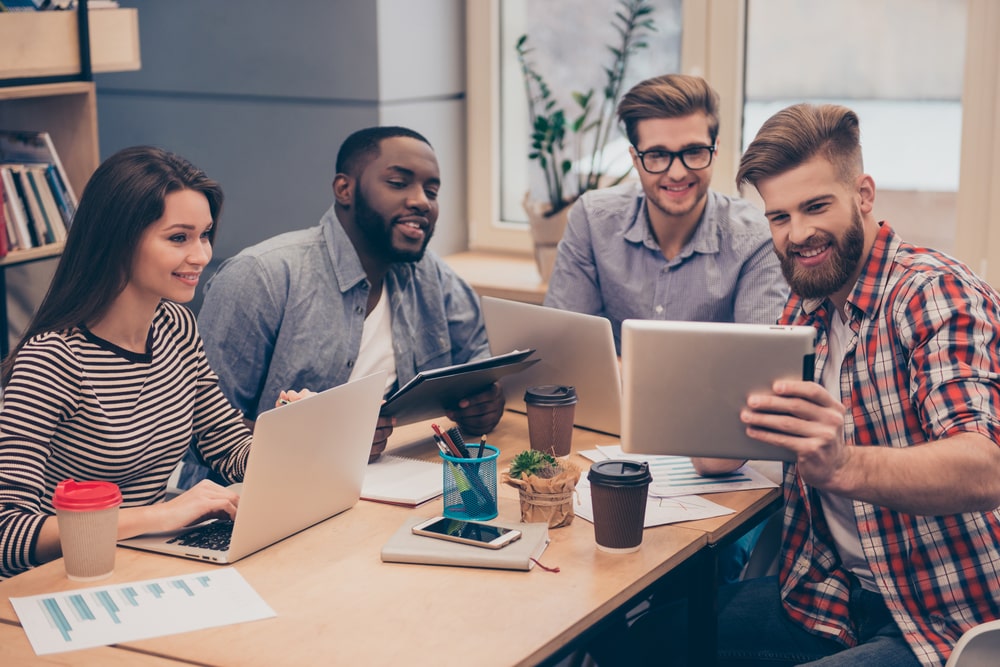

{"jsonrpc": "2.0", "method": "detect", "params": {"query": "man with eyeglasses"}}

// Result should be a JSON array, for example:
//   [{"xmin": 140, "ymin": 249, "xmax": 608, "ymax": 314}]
[{"xmin": 545, "ymin": 74, "xmax": 788, "ymax": 358}]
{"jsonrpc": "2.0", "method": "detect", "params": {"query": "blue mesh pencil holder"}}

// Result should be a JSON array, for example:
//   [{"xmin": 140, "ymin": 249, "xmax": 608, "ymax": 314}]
[{"xmin": 439, "ymin": 444, "xmax": 499, "ymax": 521}]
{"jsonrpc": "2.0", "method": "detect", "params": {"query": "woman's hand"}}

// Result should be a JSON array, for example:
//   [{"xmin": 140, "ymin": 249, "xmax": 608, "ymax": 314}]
[{"xmin": 119, "ymin": 480, "xmax": 241, "ymax": 539}]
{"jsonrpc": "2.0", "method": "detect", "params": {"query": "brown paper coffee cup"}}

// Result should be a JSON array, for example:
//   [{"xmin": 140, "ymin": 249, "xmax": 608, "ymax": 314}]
[
  {"xmin": 587, "ymin": 460, "xmax": 652, "ymax": 553},
  {"xmin": 53, "ymin": 480, "xmax": 122, "ymax": 581},
  {"xmin": 524, "ymin": 385, "xmax": 577, "ymax": 457}
]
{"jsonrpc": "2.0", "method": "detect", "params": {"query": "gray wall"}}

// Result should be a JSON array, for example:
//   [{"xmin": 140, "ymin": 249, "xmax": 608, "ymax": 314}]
[{"xmin": 95, "ymin": 0, "xmax": 468, "ymax": 313}]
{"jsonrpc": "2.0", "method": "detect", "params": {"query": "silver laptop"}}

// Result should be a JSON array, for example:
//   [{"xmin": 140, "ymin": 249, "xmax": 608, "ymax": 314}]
[
  {"xmin": 119, "ymin": 371, "xmax": 387, "ymax": 563},
  {"xmin": 620, "ymin": 320, "xmax": 816, "ymax": 462},
  {"xmin": 481, "ymin": 296, "xmax": 622, "ymax": 435}
]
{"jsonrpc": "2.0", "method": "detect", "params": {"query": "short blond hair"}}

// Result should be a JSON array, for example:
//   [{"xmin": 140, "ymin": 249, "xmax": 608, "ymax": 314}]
[
  {"xmin": 616, "ymin": 74, "xmax": 720, "ymax": 147},
  {"xmin": 737, "ymin": 103, "xmax": 863, "ymax": 189}
]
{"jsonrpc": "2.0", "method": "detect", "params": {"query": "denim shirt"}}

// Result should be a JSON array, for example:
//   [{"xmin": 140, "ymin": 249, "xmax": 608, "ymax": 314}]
[
  {"xmin": 544, "ymin": 182, "xmax": 788, "ymax": 351},
  {"xmin": 198, "ymin": 204, "xmax": 490, "ymax": 419}
]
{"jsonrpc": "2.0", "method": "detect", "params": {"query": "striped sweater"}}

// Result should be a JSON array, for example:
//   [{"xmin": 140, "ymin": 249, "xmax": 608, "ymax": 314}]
[{"xmin": 0, "ymin": 300, "xmax": 251, "ymax": 578}]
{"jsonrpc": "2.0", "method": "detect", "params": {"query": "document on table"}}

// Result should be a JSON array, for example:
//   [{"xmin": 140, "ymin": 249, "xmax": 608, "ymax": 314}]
[
  {"xmin": 11, "ymin": 568, "xmax": 275, "ymax": 655},
  {"xmin": 573, "ymin": 477, "xmax": 734, "ymax": 527},
  {"xmin": 579, "ymin": 445, "xmax": 779, "ymax": 497},
  {"xmin": 361, "ymin": 454, "xmax": 443, "ymax": 507}
]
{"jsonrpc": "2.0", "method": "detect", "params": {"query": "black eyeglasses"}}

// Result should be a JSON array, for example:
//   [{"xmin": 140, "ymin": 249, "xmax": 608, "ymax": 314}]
[{"xmin": 633, "ymin": 145, "xmax": 716, "ymax": 173}]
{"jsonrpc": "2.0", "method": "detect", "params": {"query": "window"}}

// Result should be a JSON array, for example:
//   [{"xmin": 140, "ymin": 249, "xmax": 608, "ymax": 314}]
[{"xmin": 743, "ymin": 0, "xmax": 967, "ymax": 254}]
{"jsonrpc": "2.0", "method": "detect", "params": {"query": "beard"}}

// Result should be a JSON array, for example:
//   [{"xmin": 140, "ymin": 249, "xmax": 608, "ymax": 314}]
[
  {"xmin": 354, "ymin": 184, "xmax": 433, "ymax": 263},
  {"xmin": 776, "ymin": 206, "xmax": 865, "ymax": 300}
]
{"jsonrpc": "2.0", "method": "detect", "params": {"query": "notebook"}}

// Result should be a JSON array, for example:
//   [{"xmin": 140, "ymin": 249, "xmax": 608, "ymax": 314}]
[
  {"xmin": 381, "ymin": 517, "xmax": 551, "ymax": 571},
  {"xmin": 119, "ymin": 371, "xmax": 387, "ymax": 564},
  {"xmin": 361, "ymin": 454, "xmax": 442, "ymax": 507},
  {"xmin": 620, "ymin": 320, "xmax": 816, "ymax": 462},
  {"xmin": 481, "ymin": 297, "xmax": 622, "ymax": 435}
]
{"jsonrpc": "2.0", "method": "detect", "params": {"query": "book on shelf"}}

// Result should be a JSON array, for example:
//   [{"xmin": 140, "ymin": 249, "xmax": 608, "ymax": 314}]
[
  {"xmin": 0, "ymin": 131, "xmax": 78, "ymax": 253},
  {"xmin": 23, "ymin": 167, "xmax": 57, "ymax": 244},
  {"xmin": 0, "ymin": 0, "xmax": 42, "ymax": 11},
  {"xmin": 3, "ymin": 166, "xmax": 41, "ymax": 247},
  {"xmin": 0, "ymin": 179, "xmax": 8, "ymax": 258},
  {"xmin": 0, "ymin": 167, "xmax": 30, "ymax": 251},
  {"xmin": 361, "ymin": 454, "xmax": 442, "ymax": 507}
]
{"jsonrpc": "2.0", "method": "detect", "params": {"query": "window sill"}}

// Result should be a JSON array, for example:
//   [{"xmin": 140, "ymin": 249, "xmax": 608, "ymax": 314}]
[{"xmin": 444, "ymin": 251, "xmax": 546, "ymax": 305}]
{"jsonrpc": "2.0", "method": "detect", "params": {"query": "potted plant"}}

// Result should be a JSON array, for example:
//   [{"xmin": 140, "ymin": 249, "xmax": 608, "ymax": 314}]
[
  {"xmin": 516, "ymin": 0, "xmax": 656, "ymax": 282},
  {"xmin": 503, "ymin": 450, "xmax": 581, "ymax": 528}
]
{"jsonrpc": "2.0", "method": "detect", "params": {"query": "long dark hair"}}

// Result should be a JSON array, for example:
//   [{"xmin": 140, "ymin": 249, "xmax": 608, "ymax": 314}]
[{"xmin": 2, "ymin": 145, "xmax": 223, "ymax": 384}]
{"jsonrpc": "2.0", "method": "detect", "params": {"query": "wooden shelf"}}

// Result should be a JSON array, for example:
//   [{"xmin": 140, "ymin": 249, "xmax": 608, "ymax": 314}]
[
  {"xmin": 0, "ymin": 9, "xmax": 140, "ymax": 80},
  {"xmin": 0, "ymin": 243, "xmax": 65, "ymax": 269},
  {"xmin": 445, "ymin": 250, "xmax": 547, "ymax": 305},
  {"xmin": 0, "ymin": 7, "xmax": 141, "ymax": 357},
  {"xmin": 0, "ymin": 82, "xmax": 97, "ymax": 197}
]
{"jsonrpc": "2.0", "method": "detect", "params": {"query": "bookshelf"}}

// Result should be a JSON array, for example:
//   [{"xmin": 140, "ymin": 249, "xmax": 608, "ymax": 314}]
[{"xmin": 0, "ymin": 6, "xmax": 140, "ymax": 356}]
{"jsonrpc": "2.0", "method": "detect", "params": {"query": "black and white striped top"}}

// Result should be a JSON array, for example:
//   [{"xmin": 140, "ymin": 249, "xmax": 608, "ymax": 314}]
[{"xmin": 0, "ymin": 300, "xmax": 252, "ymax": 578}]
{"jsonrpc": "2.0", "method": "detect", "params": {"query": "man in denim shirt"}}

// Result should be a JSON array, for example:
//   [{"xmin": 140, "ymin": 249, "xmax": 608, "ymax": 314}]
[
  {"xmin": 545, "ymin": 74, "xmax": 788, "ymax": 354},
  {"xmin": 198, "ymin": 126, "xmax": 504, "ymax": 462}
]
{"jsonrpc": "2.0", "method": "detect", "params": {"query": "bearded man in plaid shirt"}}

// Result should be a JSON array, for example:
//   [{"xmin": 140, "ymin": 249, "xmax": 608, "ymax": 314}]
[{"xmin": 714, "ymin": 103, "xmax": 1000, "ymax": 667}]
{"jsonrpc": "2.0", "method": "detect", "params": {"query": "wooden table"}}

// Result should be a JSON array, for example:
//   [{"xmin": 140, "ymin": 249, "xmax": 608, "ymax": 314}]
[
  {"xmin": 0, "ymin": 413, "xmax": 779, "ymax": 666},
  {"xmin": 0, "ymin": 620, "xmax": 185, "ymax": 666}
]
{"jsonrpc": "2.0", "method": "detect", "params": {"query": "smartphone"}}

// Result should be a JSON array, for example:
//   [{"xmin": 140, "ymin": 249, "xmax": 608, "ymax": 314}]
[{"xmin": 411, "ymin": 517, "xmax": 522, "ymax": 549}]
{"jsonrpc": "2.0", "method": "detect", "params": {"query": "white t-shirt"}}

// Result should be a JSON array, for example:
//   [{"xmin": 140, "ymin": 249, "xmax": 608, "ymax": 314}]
[
  {"xmin": 817, "ymin": 308, "xmax": 878, "ymax": 591},
  {"xmin": 349, "ymin": 283, "xmax": 397, "ymax": 395}
]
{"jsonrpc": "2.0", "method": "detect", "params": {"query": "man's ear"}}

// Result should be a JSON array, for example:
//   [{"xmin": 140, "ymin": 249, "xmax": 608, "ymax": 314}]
[
  {"xmin": 333, "ymin": 174, "xmax": 353, "ymax": 207},
  {"xmin": 856, "ymin": 173, "xmax": 875, "ymax": 214},
  {"xmin": 629, "ymin": 146, "xmax": 642, "ymax": 172}
]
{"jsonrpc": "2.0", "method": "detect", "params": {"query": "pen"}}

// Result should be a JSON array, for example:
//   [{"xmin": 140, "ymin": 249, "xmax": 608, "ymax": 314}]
[
  {"xmin": 432, "ymin": 433, "xmax": 450, "ymax": 456},
  {"xmin": 477, "ymin": 435, "xmax": 486, "ymax": 458}
]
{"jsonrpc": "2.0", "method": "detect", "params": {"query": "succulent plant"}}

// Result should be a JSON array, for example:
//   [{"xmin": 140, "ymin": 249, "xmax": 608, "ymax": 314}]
[{"xmin": 509, "ymin": 450, "xmax": 562, "ymax": 480}]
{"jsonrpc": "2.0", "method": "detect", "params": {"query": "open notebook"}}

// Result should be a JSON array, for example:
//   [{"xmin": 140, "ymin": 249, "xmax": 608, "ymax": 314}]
[{"xmin": 361, "ymin": 455, "xmax": 441, "ymax": 507}]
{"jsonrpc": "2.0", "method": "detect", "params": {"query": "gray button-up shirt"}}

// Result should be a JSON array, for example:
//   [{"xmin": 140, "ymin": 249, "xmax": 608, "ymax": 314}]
[
  {"xmin": 544, "ymin": 182, "xmax": 788, "ymax": 351},
  {"xmin": 198, "ymin": 204, "xmax": 490, "ymax": 420}
]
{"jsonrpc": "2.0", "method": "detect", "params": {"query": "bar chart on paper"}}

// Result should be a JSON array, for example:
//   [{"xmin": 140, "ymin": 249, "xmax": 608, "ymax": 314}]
[
  {"xmin": 579, "ymin": 445, "xmax": 779, "ymax": 497},
  {"xmin": 11, "ymin": 568, "xmax": 275, "ymax": 655}
]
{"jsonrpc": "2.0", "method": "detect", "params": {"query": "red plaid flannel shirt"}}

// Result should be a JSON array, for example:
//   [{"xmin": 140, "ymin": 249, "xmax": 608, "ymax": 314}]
[{"xmin": 776, "ymin": 223, "xmax": 1000, "ymax": 666}]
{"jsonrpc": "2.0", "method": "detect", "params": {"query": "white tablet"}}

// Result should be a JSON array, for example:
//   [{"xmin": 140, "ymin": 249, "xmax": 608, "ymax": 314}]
[{"xmin": 620, "ymin": 320, "xmax": 816, "ymax": 462}]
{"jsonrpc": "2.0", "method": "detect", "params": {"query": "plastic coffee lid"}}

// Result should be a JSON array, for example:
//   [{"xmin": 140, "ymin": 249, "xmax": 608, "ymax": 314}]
[
  {"xmin": 52, "ymin": 479, "xmax": 122, "ymax": 511},
  {"xmin": 524, "ymin": 385, "xmax": 578, "ymax": 406},
  {"xmin": 587, "ymin": 460, "xmax": 652, "ymax": 487}
]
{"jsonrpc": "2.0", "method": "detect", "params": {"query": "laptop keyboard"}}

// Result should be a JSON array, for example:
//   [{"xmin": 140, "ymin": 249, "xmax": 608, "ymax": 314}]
[{"xmin": 167, "ymin": 520, "xmax": 234, "ymax": 551}]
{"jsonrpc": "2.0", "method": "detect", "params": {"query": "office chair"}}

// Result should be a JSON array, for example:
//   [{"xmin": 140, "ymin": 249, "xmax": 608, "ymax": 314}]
[{"xmin": 945, "ymin": 619, "xmax": 1000, "ymax": 667}]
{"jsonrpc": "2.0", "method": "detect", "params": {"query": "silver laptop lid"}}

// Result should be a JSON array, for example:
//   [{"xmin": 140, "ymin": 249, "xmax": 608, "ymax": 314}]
[
  {"xmin": 620, "ymin": 320, "xmax": 815, "ymax": 462},
  {"xmin": 226, "ymin": 370, "xmax": 386, "ymax": 560},
  {"xmin": 481, "ymin": 297, "xmax": 622, "ymax": 435}
]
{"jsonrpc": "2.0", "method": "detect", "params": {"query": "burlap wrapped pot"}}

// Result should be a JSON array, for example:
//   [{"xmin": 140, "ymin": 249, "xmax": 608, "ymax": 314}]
[{"xmin": 502, "ymin": 462, "xmax": 580, "ymax": 528}]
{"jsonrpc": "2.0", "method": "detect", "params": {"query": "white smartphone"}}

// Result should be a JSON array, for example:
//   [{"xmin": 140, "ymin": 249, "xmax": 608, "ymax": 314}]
[{"xmin": 411, "ymin": 517, "xmax": 522, "ymax": 549}]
